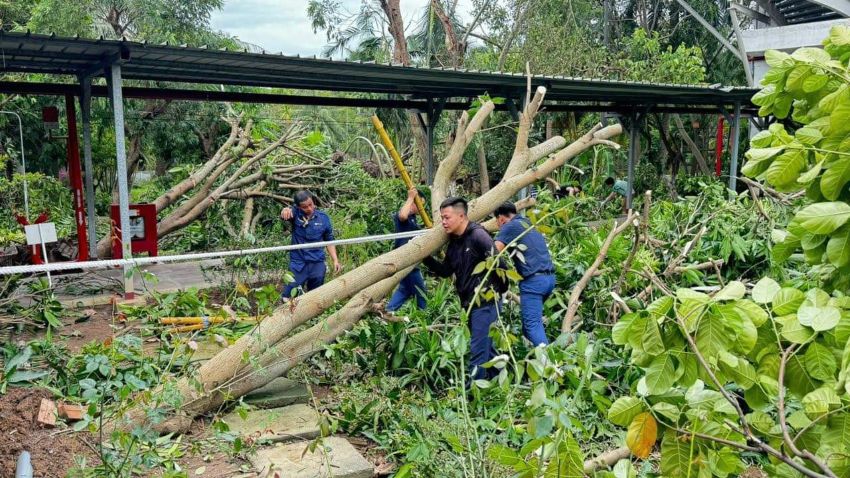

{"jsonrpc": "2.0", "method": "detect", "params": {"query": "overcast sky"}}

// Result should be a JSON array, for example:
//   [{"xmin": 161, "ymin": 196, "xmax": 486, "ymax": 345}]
[{"xmin": 210, "ymin": 0, "xmax": 473, "ymax": 57}]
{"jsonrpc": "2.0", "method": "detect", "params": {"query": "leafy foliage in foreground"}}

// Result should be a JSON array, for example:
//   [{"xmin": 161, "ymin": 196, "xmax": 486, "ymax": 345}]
[{"xmin": 606, "ymin": 25, "xmax": 850, "ymax": 478}]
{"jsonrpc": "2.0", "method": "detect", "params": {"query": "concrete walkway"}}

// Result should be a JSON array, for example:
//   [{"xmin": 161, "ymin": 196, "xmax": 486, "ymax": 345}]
[{"xmin": 17, "ymin": 259, "xmax": 230, "ymax": 307}]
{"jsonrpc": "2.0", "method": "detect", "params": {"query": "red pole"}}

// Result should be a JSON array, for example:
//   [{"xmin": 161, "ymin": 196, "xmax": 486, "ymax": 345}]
[
  {"xmin": 715, "ymin": 116, "xmax": 725, "ymax": 178},
  {"xmin": 65, "ymin": 95, "xmax": 89, "ymax": 261}
]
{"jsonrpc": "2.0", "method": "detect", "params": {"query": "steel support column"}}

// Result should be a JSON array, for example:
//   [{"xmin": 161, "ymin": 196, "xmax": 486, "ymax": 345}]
[
  {"xmin": 108, "ymin": 63, "xmax": 134, "ymax": 298},
  {"xmin": 627, "ymin": 113, "xmax": 640, "ymax": 211},
  {"xmin": 419, "ymin": 98, "xmax": 446, "ymax": 185},
  {"xmin": 79, "ymin": 76, "xmax": 98, "ymax": 258},
  {"xmin": 728, "ymin": 102, "xmax": 742, "ymax": 192}
]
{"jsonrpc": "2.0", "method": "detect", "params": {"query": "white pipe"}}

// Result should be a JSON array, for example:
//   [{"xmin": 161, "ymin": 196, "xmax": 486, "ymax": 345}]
[
  {"xmin": 0, "ymin": 110, "xmax": 29, "ymax": 218},
  {"xmin": 0, "ymin": 229, "xmax": 429, "ymax": 276}
]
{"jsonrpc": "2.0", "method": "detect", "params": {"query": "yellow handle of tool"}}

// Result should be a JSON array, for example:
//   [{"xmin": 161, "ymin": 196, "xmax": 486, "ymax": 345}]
[
  {"xmin": 371, "ymin": 115, "xmax": 433, "ymax": 228},
  {"xmin": 160, "ymin": 316, "xmax": 262, "ymax": 325}
]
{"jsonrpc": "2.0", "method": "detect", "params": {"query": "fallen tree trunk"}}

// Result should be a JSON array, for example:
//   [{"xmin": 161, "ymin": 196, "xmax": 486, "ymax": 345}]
[
  {"xmin": 583, "ymin": 447, "xmax": 631, "ymax": 474},
  {"xmin": 127, "ymin": 86, "xmax": 624, "ymax": 433}
]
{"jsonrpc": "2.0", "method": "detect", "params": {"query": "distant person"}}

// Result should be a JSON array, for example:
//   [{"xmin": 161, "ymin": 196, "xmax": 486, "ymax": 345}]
[
  {"xmin": 279, "ymin": 190, "xmax": 341, "ymax": 302},
  {"xmin": 493, "ymin": 202, "xmax": 555, "ymax": 347},
  {"xmin": 385, "ymin": 188, "xmax": 428, "ymax": 312},
  {"xmin": 423, "ymin": 197, "xmax": 507, "ymax": 382},
  {"xmin": 554, "ymin": 184, "xmax": 582, "ymax": 199},
  {"xmin": 602, "ymin": 177, "xmax": 631, "ymax": 214}
]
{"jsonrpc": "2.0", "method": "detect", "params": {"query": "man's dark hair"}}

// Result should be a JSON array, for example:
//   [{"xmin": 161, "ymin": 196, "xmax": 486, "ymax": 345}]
[
  {"xmin": 605, "ymin": 177, "xmax": 615, "ymax": 186},
  {"xmin": 493, "ymin": 202, "xmax": 517, "ymax": 218},
  {"xmin": 293, "ymin": 190, "xmax": 313, "ymax": 206},
  {"xmin": 439, "ymin": 196, "xmax": 468, "ymax": 214},
  {"xmin": 416, "ymin": 188, "xmax": 427, "ymax": 200}
]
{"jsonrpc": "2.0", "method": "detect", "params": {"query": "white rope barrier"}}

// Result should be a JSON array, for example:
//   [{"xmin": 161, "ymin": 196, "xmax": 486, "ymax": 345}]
[{"xmin": 0, "ymin": 229, "xmax": 429, "ymax": 276}]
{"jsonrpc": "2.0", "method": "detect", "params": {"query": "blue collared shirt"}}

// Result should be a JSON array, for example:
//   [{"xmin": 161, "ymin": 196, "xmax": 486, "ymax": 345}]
[
  {"xmin": 287, "ymin": 207, "xmax": 334, "ymax": 264},
  {"xmin": 392, "ymin": 212, "xmax": 420, "ymax": 249},
  {"xmin": 495, "ymin": 215, "xmax": 554, "ymax": 279}
]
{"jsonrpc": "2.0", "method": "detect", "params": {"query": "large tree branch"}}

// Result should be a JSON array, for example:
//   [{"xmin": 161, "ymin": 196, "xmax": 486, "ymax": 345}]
[{"xmin": 561, "ymin": 212, "xmax": 637, "ymax": 334}]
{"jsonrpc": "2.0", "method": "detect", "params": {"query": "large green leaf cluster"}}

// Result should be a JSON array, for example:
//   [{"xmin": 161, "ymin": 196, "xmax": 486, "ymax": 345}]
[
  {"xmin": 612, "ymin": 281, "xmax": 850, "ymax": 476},
  {"xmin": 744, "ymin": 26, "xmax": 850, "ymax": 284}
]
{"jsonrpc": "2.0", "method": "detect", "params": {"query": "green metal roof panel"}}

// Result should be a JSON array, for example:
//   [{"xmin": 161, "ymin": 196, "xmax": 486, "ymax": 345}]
[{"xmin": 1, "ymin": 30, "xmax": 758, "ymax": 108}]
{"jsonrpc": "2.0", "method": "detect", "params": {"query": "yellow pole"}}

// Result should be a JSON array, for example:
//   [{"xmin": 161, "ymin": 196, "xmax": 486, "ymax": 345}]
[{"xmin": 371, "ymin": 115, "xmax": 433, "ymax": 228}]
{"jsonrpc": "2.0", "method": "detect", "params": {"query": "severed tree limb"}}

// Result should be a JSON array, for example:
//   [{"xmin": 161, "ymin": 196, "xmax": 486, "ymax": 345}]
[
  {"xmin": 608, "ymin": 191, "xmax": 652, "ymax": 322},
  {"xmin": 672, "ymin": 114, "xmax": 711, "ymax": 176},
  {"xmin": 583, "ymin": 447, "xmax": 631, "ymax": 474},
  {"xmin": 562, "ymin": 211, "xmax": 637, "ymax": 334}
]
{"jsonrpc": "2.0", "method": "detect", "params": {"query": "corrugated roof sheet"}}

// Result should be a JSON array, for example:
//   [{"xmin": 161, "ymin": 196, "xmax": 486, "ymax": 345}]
[{"xmin": 1, "ymin": 30, "xmax": 757, "ymax": 108}]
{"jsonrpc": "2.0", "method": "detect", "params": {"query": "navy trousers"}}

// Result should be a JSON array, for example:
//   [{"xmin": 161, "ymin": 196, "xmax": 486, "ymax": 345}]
[
  {"xmin": 281, "ymin": 261, "xmax": 326, "ymax": 299},
  {"xmin": 386, "ymin": 269, "xmax": 427, "ymax": 311}
]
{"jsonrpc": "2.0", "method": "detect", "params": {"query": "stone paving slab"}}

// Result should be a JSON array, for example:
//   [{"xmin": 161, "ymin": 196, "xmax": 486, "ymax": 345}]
[
  {"xmin": 243, "ymin": 377, "xmax": 310, "ymax": 409},
  {"xmin": 223, "ymin": 404, "xmax": 320, "ymax": 442},
  {"xmin": 251, "ymin": 437, "xmax": 372, "ymax": 478}
]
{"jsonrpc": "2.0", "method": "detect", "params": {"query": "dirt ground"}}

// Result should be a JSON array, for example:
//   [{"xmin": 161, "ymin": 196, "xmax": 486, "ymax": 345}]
[{"xmin": 0, "ymin": 387, "xmax": 94, "ymax": 478}]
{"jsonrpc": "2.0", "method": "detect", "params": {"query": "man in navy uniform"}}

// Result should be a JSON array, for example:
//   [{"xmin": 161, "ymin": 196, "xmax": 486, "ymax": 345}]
[
  {"xmin": 386, "ymin": 188, "xmax": 428, "ymax": 311},
  {"xmin": 423, "ymin": 197, "xmax": 506, "ymax": 381},
  {"xmin": 493, "ymin": 202, "xmax": 555, "ymax": 347},
  {"xmin": 280, "ymin": 190, "xmax": 341, "ymax": 302}
]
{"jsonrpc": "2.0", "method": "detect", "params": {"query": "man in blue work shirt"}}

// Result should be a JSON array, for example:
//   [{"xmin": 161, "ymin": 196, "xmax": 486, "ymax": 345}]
[
  {"xmin": 424, "ymin": 197, "xmax": 507, "ymax": 382},
  {"xmin": 279, "ymin": 190, "xmax": 341, "ymax": 302},
  {"xmin": 493, "ymin": 202, "xmax": 555, "ymax": 347},
  {"xmin": 386, "ymin": 188, "xmax": 427, "ymax": 311}
]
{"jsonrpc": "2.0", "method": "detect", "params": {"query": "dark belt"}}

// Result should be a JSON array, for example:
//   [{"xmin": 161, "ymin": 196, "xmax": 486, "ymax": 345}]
[{"xmin": 523, "ymin": 270, "xmax": 554, "ymax": 280}]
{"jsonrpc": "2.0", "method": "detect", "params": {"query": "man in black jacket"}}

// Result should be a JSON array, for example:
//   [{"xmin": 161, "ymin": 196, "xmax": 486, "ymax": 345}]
[{"xmin": 423, "ymin": 197, "xmax": 505, "ymax": 382}]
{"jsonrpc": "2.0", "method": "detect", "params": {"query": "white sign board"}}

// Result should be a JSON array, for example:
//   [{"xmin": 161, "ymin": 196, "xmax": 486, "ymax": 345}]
[{"xmin": 24, "ymin": 223, "xmax": 58, "ymax": 246}]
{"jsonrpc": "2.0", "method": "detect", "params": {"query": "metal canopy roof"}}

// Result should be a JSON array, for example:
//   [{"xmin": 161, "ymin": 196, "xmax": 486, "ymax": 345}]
[
  {"xmin": 1, "ymin": 30, "xmax": 757, "ymax": 112},
  {"xmin": 773, "ymin": 0, "xmax": 846, "ymax": 24}
]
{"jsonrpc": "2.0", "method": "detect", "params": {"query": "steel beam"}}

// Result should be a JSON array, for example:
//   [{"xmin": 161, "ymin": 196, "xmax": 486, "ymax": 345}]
[
  {"xmin": 627, "ymin": 114, "xmax": 639, "ymax": 211},
  {"xmin": 728, "ymin": 102, "xmax": 742, "ymax": 192},
  {"xmin": 79, "ymin": 76, "xmax": 98, "ymax": 258},
  {"xmin": 108, "ymin": 63, "xmax": 134, "ymax": 299}
]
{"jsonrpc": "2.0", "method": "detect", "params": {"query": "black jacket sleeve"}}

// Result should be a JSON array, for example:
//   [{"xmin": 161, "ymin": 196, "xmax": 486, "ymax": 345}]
[{"xmin": 423, "ymin": 255, "xmax": 452, "ymax": 277}]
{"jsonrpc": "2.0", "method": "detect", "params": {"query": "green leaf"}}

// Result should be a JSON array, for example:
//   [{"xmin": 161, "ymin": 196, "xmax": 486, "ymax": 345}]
[
  {"xmin": 714, "ymin": 281, "xmax": 746, "ymax": 301},
  {"xmin": 777, "ymin": 314, "xmax": 814, "ymax": 344},
  {"xmin": 632, "ymin": 314, "xmax": 665, "ymax": 356},
  {"xmin": 796, "ymin": 127, "xmax": 824, "ymax": 146},
  {"xmin": 827, "ymin": 225, "xmax": 850, "ymax": 267},
  {"xmin": 765, "ymin": 50, "xmax": 794, "ymax": 68},
  {"xmin": 487, "ymin": 445, "xmax": 524, "ymax": 467},
  {"xmin": 695, "ymin": 313, "xmax": 732, "ymax": 358},
  {"xmin": 752, "ymin": 277, "xmax": 781, "ymax": 304},
  {"xmin": 732, "ymin": 299, "xmax": 769, "ymax": 327},
  {"xmin": 803, "ymin": 74, "xmax": 829, "ymax": 93},
  {"xmin": 820, "ymin": 159, "xmax": 850, "ymax": 200},
  {"xmin": 798, "ymin": 160, "xmax": 823, "ymax": 184},
  {"xmin": 744, "ymin": 146, "xmax": 785, "ymax": 163},
  {"xmin": 812, "ymin": 306, "xmax": 842, "ymax": 331},
  {"xmin": 792, "ymin": 47, "xmax": 833, "ymax": 64},
  {"xmin": 750, "ymin": 130, "xmax": 774, "ymax": 148},
  {"xmin": 773, "ymin": 288, "xmax": 805, "ymax": 315},
  {"xmin": 644, "ymin": 353, "xmax": 677, "ymax": 394},
  {"xmin": 612, "ymin": 313, "xmax": 635, "ymax": 345},
  {"xmin": 803, "ymin": 386, "xmax": 841, "ymax": 419},
  {"xmin": 660, "ymin": 431, "xmax": 691, "ymax": 477},
  {"xmin": 805, "ymin": 342, "xmax": 838, "ymax": 381},
  {"xmin": 766, "ymin": 150, "xmax": 807, "ymax": 187},
  {"xmin": 651, "ymin": 402, "xmax": 680, "ymax": 423},
  {"xmin": 4, "ymin": 346, "xmax": 32, "ymax": 373},
  {"xmin": 722, "ymin": 357, "xmax": 758, "ymax": 390},
  {"xmin": 794, "ymin": 202, "xmax": 850, "ymax": 235},
  {"xmin": 8, "ymin": 370, "xmax": 49, "ymax": 383},
  {"xmin": 608, "ymin": 397, "xmax": 645, "ymax": 427},
  {"xmin": 747, "ymin": 411, "xmax": 775, "ymax": 434}
]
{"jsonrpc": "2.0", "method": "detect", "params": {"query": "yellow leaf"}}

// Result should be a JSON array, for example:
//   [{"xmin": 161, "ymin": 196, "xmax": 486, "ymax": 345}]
[
  {"xmin": 235, "ymin": 282, "xmax": 249, "ymax": 296},
  {"xmin": 626, "ymin": 412, "xmax": 657, "ymax": 459}
]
